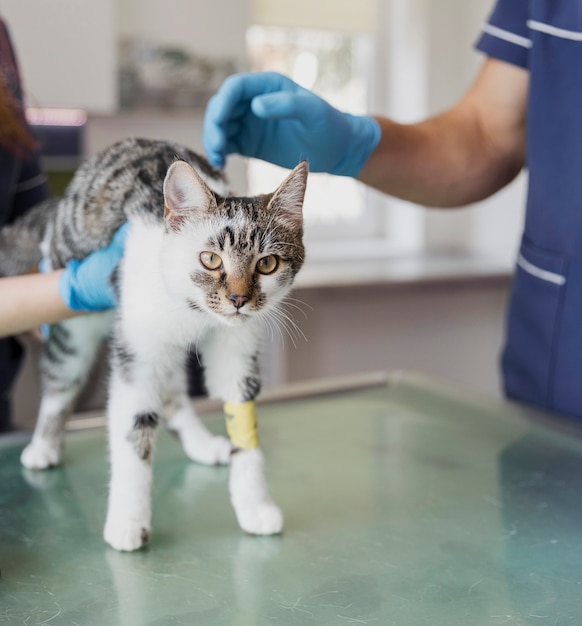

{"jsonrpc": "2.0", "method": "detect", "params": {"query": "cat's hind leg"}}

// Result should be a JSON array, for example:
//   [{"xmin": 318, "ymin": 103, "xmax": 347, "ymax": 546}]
[
  {"xmin": 21, "ymin": 313, "xmax": 113, "ymax": 470},
  {"xmin": 163, "ymin": 364, "xmax": 231, "ymax": 466}
]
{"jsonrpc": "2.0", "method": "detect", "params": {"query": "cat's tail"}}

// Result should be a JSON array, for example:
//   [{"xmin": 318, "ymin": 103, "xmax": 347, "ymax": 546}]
[{"xmin": 0, "ymin": 198, "xmax": 59, "ymax": 277}]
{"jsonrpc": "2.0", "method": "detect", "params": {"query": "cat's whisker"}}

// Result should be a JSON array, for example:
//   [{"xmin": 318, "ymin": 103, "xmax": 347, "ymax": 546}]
[
  {"xmin": 266, "ymin": 306, "xmax": 307, "ymax": 348},
  {"xmin": 271, "ymin": 316, "xmax": 288, "ymax": 347},
  {"xmin": 280, "ymin": 295, "xmax": 312, "ymax": 319},
  {"xmin": 192, "ymin": 317, "xmax": 212, "ymax": 365},
  {"xmin": 266, "ymin": 308, "xmax": 286, "ymax": 327},
  {"xmin": 258, "ymin": 313, "xmax": 278, "ymax": 344},
  {"xmin": 280, "ymin": 310, "xmax": 308, "ymax": 344},
  {"xmin": 258, "ymin": 308, "xmax": 290, "ymax": 346},
  {"xmin": 267, "ymin": 312, "xmax": 281, "ymax": 344},
  {"xmin": 283, "ymin": 295, "xmax": 313, "ymax": 310},
  {"xmin": 186, "ymin": 340, "xmax": 203, "ymax": 367},
  {"xmin": 278, "ymin": 320, "xmax": 300, "ymax": 349}
]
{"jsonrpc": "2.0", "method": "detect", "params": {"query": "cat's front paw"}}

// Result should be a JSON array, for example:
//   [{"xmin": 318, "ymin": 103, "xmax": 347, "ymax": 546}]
[
  {"xmin": 182, "ymin": 434, "xmax": 232, "ymax": 466},
  {"xmin": 229, "ymin": 448, "xmax": 283, "ymax": 535},
  {"xmin": 20, "ymin": 439, "xmax": 63, "ymax": 470},
  {"xmin": 104, "ymin": 516, "xmax": 150, "ymax": 552},
  {"xmin": 234, "ymin": 500, "xmax": 284, "ymax": 536}
]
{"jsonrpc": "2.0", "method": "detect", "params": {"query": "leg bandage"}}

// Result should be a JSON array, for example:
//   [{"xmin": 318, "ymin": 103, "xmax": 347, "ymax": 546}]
[{"xmin": 224, "ymin": 401, "xmax": 259, "ymax": 450}]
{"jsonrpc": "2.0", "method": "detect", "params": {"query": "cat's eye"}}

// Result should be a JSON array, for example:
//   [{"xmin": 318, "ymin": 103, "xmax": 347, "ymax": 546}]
[
  {"xmin": 200, "ymin": 251, "xmax": 223, "ymax": 270},
  {"xmin": 256, "ymin": 255, "xmax": 278, "ymax": 275}
]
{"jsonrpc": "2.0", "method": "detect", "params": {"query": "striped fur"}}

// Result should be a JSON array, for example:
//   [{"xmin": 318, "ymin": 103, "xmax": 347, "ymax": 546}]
[{"xmin": 12, "ymin": 137, "xmax": 308, "ymax": 551}]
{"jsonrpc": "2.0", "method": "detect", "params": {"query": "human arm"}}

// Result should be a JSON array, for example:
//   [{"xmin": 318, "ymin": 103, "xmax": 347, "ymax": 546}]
[
  {"xmin": 0, "ymin": 223, "xmax": 128, "ymax": 339},
  {"xmin": 203, "ymin": 59, "xmax": 528, "ymax": 206},
  {"xmin": 0, "ymin": 270, "xmax": 77, "ymax": 338},
  {"xmin": 357, "ymin": 58, "xmax": 529, "ymax": 206},
  {"xmin": 203, "ymin": 71, "xmax": 380, "ymax": 176}
]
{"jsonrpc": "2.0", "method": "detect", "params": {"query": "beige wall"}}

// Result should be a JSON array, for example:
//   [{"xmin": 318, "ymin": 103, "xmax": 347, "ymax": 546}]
[
  {"xmin": 14, "ymin": 276, "xmax": 510, "ymax": 430},
  {"xmin": 1, "ymin": 0, "xmax": 118, "ymax": 113},
  {"xmin": 262, "ymin": 278, "xmax": 510, "ymax": 398}
]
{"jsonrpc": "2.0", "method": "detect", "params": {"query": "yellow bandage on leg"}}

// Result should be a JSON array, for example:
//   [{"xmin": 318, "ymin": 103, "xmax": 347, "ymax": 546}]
[{"xmin": 224, "ymin": 401, "xmax": 259, "ymax": 450}]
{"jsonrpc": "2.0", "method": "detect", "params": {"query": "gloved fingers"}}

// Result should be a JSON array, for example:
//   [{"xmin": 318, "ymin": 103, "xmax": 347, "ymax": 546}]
[
  {"xmin": 108, "ymin": 222, "xmax": 130, "ymax": 251},
  {"xmin": 82, "ymin": 223, "xmax": 128, "ymax": 278},
  {"xmin": 206, "ymin": 116, "xmax": 241, "ymax": 145},
  {"xmin": 208, "ymin": 72, "xmax": 298, "ymax": 124},
  {"xmin": 251, "ymin": 91, "xmax": 331, "ymax": 127},
  {"xmin": 39, "ymin": 224, "xmax": 127, "ymax": 278},
  {"xmin": 204, "ymin": 118, "xmax": 246, "ymax": 166},
  {"xmin": 94, "ymin": 225, "xmax": 129, "ymax": 279},
  {"xmin": 204, "ymin": 147, "xmax": 226, "ymax": 169},
  {"xmin": 205, "ymin": 78, "xmax": 251, "ymax": 127},
  {"xmin": 203, "ymin": 123, "xmax": 227, "ymax": 167},
  {"xmin": 205, "ymin": 93, "xmax": 251, "ymax": 129},
  {"xmin": 204, "ymin": 72, "xmax": 304, "ymax": 167},
  {"xmin": 57, "ymin": 223, "xmax": 129, "ymax": 312},
  {"xmin": 58, "ymin": 259, "xmax": 82, "ymax": 310}
]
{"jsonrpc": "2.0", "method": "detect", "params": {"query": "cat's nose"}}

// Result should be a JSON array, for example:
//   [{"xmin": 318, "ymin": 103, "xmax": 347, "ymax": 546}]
[{"xmin": 228, "ymin": 294, "xmax": 250, "ymax": 310}]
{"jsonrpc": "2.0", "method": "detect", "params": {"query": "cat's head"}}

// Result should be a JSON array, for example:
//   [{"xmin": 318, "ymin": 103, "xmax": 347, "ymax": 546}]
[{"xmin": 161, "ymin": 159, "xmax": 307, "ymax": 327}]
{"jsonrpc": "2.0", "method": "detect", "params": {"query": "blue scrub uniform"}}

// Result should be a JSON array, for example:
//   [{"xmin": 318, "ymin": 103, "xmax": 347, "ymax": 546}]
[
  {"xmin": 0, "ymin": 20, "xmax": 50, "ymax": 431},
  {"xmin": 476, "ymin": 1, "xmax": 582, "ymax": 418}
]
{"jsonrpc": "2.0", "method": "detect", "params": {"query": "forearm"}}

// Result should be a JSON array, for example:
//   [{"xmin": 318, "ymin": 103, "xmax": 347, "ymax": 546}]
[
  {"xmin": 0, "ymin": 271, "xmax": 78, "ymax": 338},
  {"xmin": 357, "ymin": 111, "xmax": 523, "ymax": 207},
  {"xmin": 357, "ymin": 59, "xmax": 527, "ymax": 207}
]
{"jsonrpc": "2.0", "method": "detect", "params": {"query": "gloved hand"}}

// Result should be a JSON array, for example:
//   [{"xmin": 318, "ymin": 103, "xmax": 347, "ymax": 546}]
[
  {"xmin": 203, "ymin": 72, "xmax": 381, "ymax": 177},
  {"xmin": 58, "ymin": 223, "xmax": 129, "ymax": 311}
]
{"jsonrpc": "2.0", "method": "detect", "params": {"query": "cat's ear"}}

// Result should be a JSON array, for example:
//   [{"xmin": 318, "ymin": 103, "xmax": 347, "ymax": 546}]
[
  {"xmin": 163, "ymin": 160, "xmax": 216, "ymax": 231},
  {"xmin": 267, "ymin": 160, "xmax": 308, "ymax": 228}
]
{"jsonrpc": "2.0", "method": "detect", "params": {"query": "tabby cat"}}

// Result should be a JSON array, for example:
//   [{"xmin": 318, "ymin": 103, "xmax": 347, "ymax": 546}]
[{"xmin": 0, "ymin": 138, "xmax": 307, "ymax": 551}]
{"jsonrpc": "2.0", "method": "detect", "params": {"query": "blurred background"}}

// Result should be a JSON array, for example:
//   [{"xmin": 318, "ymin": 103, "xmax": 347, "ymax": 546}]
[{"xmin": 2, "ymin": 0, "xmax": 525, "ymax": 427}]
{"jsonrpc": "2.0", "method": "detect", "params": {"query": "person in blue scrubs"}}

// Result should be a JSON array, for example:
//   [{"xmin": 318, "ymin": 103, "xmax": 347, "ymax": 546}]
[
  {"xmin": 0, "ymin": 18, "xmax": 127, "ymax": 431},
  {"xmin": 203, "ymin": 1, "xmax": 582, "ymax": 419}
]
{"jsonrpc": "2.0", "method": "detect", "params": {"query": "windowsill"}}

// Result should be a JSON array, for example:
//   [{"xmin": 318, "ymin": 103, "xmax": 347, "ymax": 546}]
[{"xmin": 295, "ymin": 248, "xmax": 515, "ymax": 290}]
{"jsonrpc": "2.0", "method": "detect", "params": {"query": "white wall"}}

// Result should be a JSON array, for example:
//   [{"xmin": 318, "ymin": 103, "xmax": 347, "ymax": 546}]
[
  {"xmin": 0, "ymin": 0, "xmax": 249, "ymax": 113},
  {"xmin": 1, "ymin": 0, "xmax": 118, "ymax": 112},
  {"xmin": 117, "ymin": 0, "xmax": 249, "ymax": 61}
]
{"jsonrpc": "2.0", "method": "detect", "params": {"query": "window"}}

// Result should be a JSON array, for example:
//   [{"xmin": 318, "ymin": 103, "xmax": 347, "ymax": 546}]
[
  {"xmin": 248, "ymin": 0, "xmax": 525, "ymax": 260},
  {"xmin": 246, "ymin": 0, "xmax": 401, "ymax": 260}
]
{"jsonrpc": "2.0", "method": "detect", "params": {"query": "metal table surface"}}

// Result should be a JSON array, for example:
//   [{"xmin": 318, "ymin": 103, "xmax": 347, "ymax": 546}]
[{"xmin": 1, "ymin": 372, "xmax": 582, "ymax": 626}]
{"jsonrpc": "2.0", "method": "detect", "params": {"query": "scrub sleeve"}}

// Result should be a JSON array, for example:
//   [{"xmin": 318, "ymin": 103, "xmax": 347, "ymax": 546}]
[{"xmin": 476, "ymin": 2, "xmax": 582, "ymax": 418}]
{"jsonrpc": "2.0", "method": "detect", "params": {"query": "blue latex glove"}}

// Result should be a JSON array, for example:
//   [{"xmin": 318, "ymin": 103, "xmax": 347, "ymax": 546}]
[
  {"xmin": 203, "ymin": 72, "xmax": 381, "ymax": 177},
  {"xmin": 58, "ymin": 223, "xmax": 129, "ymax": 311}
]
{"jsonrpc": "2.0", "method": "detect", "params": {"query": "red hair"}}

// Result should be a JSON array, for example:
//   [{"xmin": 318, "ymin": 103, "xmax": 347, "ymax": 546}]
[{"xmin": 0, "ymin": 75, "xmax": 35, "ymax": 155}]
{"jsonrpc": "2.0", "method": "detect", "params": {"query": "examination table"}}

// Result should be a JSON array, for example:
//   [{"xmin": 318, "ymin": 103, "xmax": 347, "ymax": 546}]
[{"xmin": 1, "ymin": 372, "xmax": 580, "ymax": 625}]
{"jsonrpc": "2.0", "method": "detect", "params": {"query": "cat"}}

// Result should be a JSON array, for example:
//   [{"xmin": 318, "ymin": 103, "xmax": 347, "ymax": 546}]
[{"xmin": 0, "ymin": 137, "xmax": 308, "ymax": 551}]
